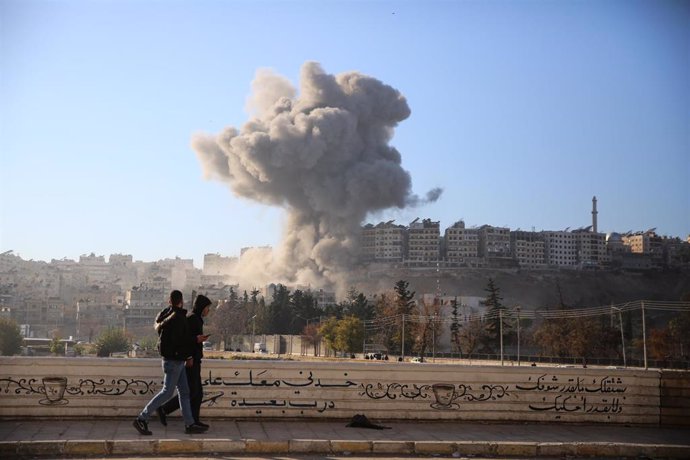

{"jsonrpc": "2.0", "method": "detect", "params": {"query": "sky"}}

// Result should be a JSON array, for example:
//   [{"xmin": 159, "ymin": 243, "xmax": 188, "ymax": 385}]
[{"xmin": 1, "ymin": 0, "xmax": 688, "ymax": 268}]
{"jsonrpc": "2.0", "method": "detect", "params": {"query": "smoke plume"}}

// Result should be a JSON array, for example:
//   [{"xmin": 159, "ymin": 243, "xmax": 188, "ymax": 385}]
[{"xmin": 192, "ymin": 62, "xmax": 442, "ymax": 293}]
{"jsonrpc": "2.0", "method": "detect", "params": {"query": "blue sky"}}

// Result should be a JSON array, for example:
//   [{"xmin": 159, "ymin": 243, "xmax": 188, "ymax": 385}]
[{"xmin": 1, "ymin": 0, "xmax": 688, "ymax": 267}]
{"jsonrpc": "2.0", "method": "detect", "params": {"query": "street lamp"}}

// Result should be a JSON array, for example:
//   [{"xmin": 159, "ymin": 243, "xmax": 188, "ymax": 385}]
[
  {"xmin": 611, "ymin": 306, "xmax": 626, "ymax": 368},
  {"xmin": 250, "ymin": 314, "xmax": 257, "ymax": 352}
]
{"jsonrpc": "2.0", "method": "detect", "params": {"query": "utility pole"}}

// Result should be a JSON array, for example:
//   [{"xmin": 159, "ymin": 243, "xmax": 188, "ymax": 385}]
[
  {"xmin": 641, "ymin": 301, "xmax": 647, "ymax": 370},
  {"xmin": 499, "ymin": 309, "xmax": 504, "ymax": 366},
  {"xmin": 612, "ymin": 306, "xmax": 626, "ymax": 368},
  {"xmin": 400, "ymin": 313, "xmax": 405, "ymax": 361},
  {"xmin": 516, "ymin": 306, "xmax": 521, "ymax": 366}
]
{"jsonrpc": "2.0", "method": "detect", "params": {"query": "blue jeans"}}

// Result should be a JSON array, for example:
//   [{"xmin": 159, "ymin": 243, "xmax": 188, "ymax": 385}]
[{"xmin": 139, "ymin": 359, "xmax": 194, "ymax": 426}]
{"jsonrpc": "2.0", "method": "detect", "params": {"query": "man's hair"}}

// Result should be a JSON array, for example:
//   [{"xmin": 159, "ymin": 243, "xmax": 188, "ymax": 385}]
[{"xmin": 170, "ymin": 290, "xmax": 183, "ymax": 306}]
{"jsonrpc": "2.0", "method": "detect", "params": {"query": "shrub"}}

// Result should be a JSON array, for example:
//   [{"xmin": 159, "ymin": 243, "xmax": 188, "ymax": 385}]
[
  {"xmin": 0, "ymin": 318, "xmax": 23, "ymax": 356},
  {"xmin": 95, "ymin": 327, "xmax": 130, "ymax": 357}
]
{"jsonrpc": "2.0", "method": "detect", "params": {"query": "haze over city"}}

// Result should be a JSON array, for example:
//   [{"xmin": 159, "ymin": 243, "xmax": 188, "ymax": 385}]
[{"xmin": 1, "ymin": 0, "xmax": 688, "ymax": 270}]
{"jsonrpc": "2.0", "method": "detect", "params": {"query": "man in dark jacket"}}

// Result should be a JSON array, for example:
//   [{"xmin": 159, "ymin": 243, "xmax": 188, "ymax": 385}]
[
  {"xmin": 158, "ymin": 294, "xmax": 212, "ymax": 427},
  {"xmin": 133, "ymin": 290, "xmax": 206, "ymax": 435}
]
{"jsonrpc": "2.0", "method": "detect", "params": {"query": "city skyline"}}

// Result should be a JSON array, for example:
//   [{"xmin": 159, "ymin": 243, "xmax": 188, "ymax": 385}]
[{"xmin": 2, "ymin": 0, "xmax": 688, "ymax": 268}]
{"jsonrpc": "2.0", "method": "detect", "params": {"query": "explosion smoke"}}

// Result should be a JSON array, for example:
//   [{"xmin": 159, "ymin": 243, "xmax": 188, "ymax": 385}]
[{"xmin": 192, "ymin": 62, "xmax": 441, "ymax": 293}]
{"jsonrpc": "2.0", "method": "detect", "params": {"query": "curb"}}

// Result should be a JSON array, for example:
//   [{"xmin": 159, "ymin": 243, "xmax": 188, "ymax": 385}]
[{"xmin": 1, "ymin": 439, "xmax": 689, "ymax": 458}]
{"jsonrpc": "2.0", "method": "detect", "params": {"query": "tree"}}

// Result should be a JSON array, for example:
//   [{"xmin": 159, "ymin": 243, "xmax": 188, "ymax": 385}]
[
  {"xmin": 334, "ymin": 316, "xmax": 364, "ymax": 353},
  {"xmin": 647, "ymin": 327, "xmax": 673, "ymax": 363},
  {"xmin": 449, "ymin": 297, "xmax": 462, "ymax": 355},
  {"xmin": 319, "ymin": 316, "xmax": 339, "ymax": 353},
  {"xmin": 95, "ymin": 327, "xmax": 130, "ymax": 357},
  {"xmin": 342, "ymin": 288, "xmax": 375, "ymax": 320},
  {"xmin": 415, "ymin": 298, "xmax": 442, "ymax": 358},
  {"xmin": 301, "ymin": 322, "xmax": 322, "ymax": 356},
  {"xmin": 668, "ymin": 311, "xmax": 690, "ymax": 359},
  {"xmin": 290, "ymin": 289, "xmax": 320, "ymax": 334},
  {"xmin": 268, "ymin": 284, "xmax": 291, "ymax": 334},
  {"xmin": 459, "ymin": 316, "xmax": 488, "ymax": 356},
  {"xmin": 532, "ymin": 318, "xmax": 570, "ymax": 357},
  {"xmin": 0, "ymin": 318, "xmax": 23, "ymax": 356},
  {"xmin": 482, "ymin": 278, "xmax": 508, "ymax": 352},
  {"xmin": 393, "ymin": 280, "xmax": 416, "ymax": 356},
  {"xmin": 50, "ymin": 336, "xmax": 64, "ymax": 355}
]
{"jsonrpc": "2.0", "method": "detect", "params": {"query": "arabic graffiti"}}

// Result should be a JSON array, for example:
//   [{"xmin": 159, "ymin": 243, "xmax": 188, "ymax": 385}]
[
  {"xmin": 516, "ymin": 374, "xmax": 627, "ymax": 419},
  {"xmin": 200, "ymin": 369, "xmax": 358, "ymax": 414},
  {"xmin": 1, "ymin": 369, "xmax": 631, "ymax": 419},
  {"xmin": 202, "ymin": 369, "xmax": 357, "ymax": 388},
  {"xmin": 358, "ymin": 381, "xmax": 510, "ymax": 410},
  {"xmin": 0, "ymin": 376, "xmax": 158, "ymax": 405}
]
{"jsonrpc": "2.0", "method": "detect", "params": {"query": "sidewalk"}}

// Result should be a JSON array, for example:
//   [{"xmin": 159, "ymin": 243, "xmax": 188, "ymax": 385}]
[{"xmin": 1, "ymin": 418, "xmax": 689, "ymax": 458}]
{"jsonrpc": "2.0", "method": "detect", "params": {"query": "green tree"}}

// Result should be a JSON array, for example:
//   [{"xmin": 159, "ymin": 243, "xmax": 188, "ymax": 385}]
[
  {"xmin": 393, "ymin": 280, "xmax": 416, "ymax": 356},
  {"xmin": 449, "ymin": 297, "xmax": 462, "ymax": 355},
  {"xmin": 50, "ymin": 336, "xmax": 64, "ymax": 355},
  {"xmin": 334, "ymin": 316, "xmax": 364, "ymax": 353},
  {"xmin": 342, "ymin": 288, "xmax": 375, "ymax": 320},
  {"xmin": 319, "ymin": 316, "xmax": 339, "ymax": 353},
  {"xmin": 268, "ymin": 284, "xmax": 291, "ymax": 334},
  {"xmin": 95, "ymin": 327, "xmax": 130, "ymax": 357},
  {"xmin": 0, "ymin": 318, "xmax": 23, "ymax": 356},
  {"xmin": 482, "ymin": 278, "xmax": 508, "ymax": 352},
  {"xmin": 290, "ymin": 289, "xmax": 320, "ymax": 334},
  {"xmin": 138, "ymin": 336, "xmax": 158, "ymax": 351}
]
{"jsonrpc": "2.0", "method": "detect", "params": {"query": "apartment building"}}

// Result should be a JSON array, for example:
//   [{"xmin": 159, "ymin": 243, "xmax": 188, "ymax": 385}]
[
  {"xmin": 444, "ymin": 221, "xmax": 480, "ymax": 266},
  {"xmin": 361, "ymin": 221, "xmax": 406, "ymax": 262},
  {"xmin": 407, "ymin": 218, "xmax": 440, "ymax": 264},
  {"xmin": 203, "ymin": 253, "xmax": 238, "ymax": 276},
  {"xmin": 573, "ymin": 229, "xmax": 607, "ymax": 268},
  {"xmin": 510, "ymin": 230, "xmax": 546, "ymax": 269},
  {"xmin": 543, "ymin": 231, "xmax": 578, "ymax": 268},
  {"xmin": 478, "ymin": 225, "xmax": 512, "ymax": 267},
  {"xmin": 124, "ymin": 285, "xmax": 166, "ymax": 336},
  {"xmin": 622, "ymin": 231, "xmax": 663, "ymax": 258}
]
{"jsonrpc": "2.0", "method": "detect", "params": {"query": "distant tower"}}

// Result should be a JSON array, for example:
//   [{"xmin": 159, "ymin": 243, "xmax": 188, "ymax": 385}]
[{"xmin": 592, "ymin": 196, "xmax": 598, "ymax": 233}]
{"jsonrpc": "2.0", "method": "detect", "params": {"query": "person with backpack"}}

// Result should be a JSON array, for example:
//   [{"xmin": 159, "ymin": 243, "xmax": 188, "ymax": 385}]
[{"xmin": 133, "ymin": 290, "xmax": 207, "ymax": 435}]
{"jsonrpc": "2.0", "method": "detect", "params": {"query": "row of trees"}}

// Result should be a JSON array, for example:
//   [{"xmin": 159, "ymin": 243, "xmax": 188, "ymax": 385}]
[
  {"xmin": 0, "ymin": 317, "xmax": 131, "ymax": 357},
  {"xmin": 204, "ymin": 278, "xmax": 690, "ymax": 363},
  {"xmin": 3, "ymin": 278, "xmax": 689, "ymax": 364}
]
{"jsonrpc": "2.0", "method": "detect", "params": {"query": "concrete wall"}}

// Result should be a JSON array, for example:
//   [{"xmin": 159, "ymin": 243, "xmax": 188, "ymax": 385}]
[{"xmin": 1, "ymin": 357, "xmax": 682, "ymax": 426}]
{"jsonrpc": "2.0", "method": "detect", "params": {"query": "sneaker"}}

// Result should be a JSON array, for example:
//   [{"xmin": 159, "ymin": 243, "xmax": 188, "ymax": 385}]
[
  {"xmin": 194, "ymin": 420, "xmax": 209, "ymax": 429},
  {"xmin": 133, "ymin": 418, "xmax": 152, "ymax": 436},
  {"xmin": 156, "ymin": 407, "xmax": 167, "ymax": 426},
  {"xmin": 185, "ymin": 422, "xmax": 208, "ymax": 434}
]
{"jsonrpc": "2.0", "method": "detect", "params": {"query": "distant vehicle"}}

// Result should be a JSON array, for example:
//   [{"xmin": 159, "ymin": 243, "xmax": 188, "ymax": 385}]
[
  {"xmin": 411, "ymin": 356, "xmax": 425, "ymax": 363},
  {"xmin": 202, "ymin": 341, "xmax": 213, "ymax": 351},
  {"xmin": 365, "ymin": 352, "xmax": 387, "ymax": 360},
  {"xmin": 254, "ymin": 342, "xmax": 267, "ymax": 353}
]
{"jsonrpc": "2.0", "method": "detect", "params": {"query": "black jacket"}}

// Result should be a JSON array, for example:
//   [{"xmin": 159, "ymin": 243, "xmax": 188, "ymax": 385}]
[
  {"xmin": 155, "ymin": 306, "xmax": 192, "ymax": 361},
  {"xmin": 187, "ymin": 312, "xmax": 204, "ymax": 361}
]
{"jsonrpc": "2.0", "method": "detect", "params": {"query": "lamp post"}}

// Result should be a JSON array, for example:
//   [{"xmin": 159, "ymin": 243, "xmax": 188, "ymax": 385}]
[
  {"xmin": 611, "ymin": 306, "xmax": 626, "ymax": 368},
  {"xmin": 516, "ymin": 306, "xmax": 521, "ymax": 366},
  {"xmin": 250, "ymin": 314, "xmax": 257, "ymax": 352}
]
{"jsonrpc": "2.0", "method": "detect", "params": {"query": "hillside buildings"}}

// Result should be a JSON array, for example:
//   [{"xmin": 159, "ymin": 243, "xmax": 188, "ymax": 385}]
[{"xmin": 1, "ymin": 194, "xmax": 687, "ymax": 341}]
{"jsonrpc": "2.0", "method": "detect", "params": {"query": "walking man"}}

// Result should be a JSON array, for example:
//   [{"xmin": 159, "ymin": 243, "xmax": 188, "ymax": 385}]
[
  {"xmin": 133, "ymin": 290, "xmax": 206, "ymax": 435},
  {"xmin": 158, "ymin": 294, "xmax": 212, "ymax": 428}
]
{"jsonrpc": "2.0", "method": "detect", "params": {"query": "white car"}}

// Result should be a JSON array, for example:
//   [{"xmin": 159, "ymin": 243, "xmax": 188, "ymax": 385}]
[{"xmin": 411, "ymin": 357, "xmax": 425, "ymax": 363}]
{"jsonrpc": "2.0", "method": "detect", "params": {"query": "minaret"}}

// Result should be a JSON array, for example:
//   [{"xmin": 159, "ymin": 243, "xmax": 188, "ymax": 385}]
[{"xmin": 592, "ymin": 196, "xmax": 598, "ymax": 233}]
